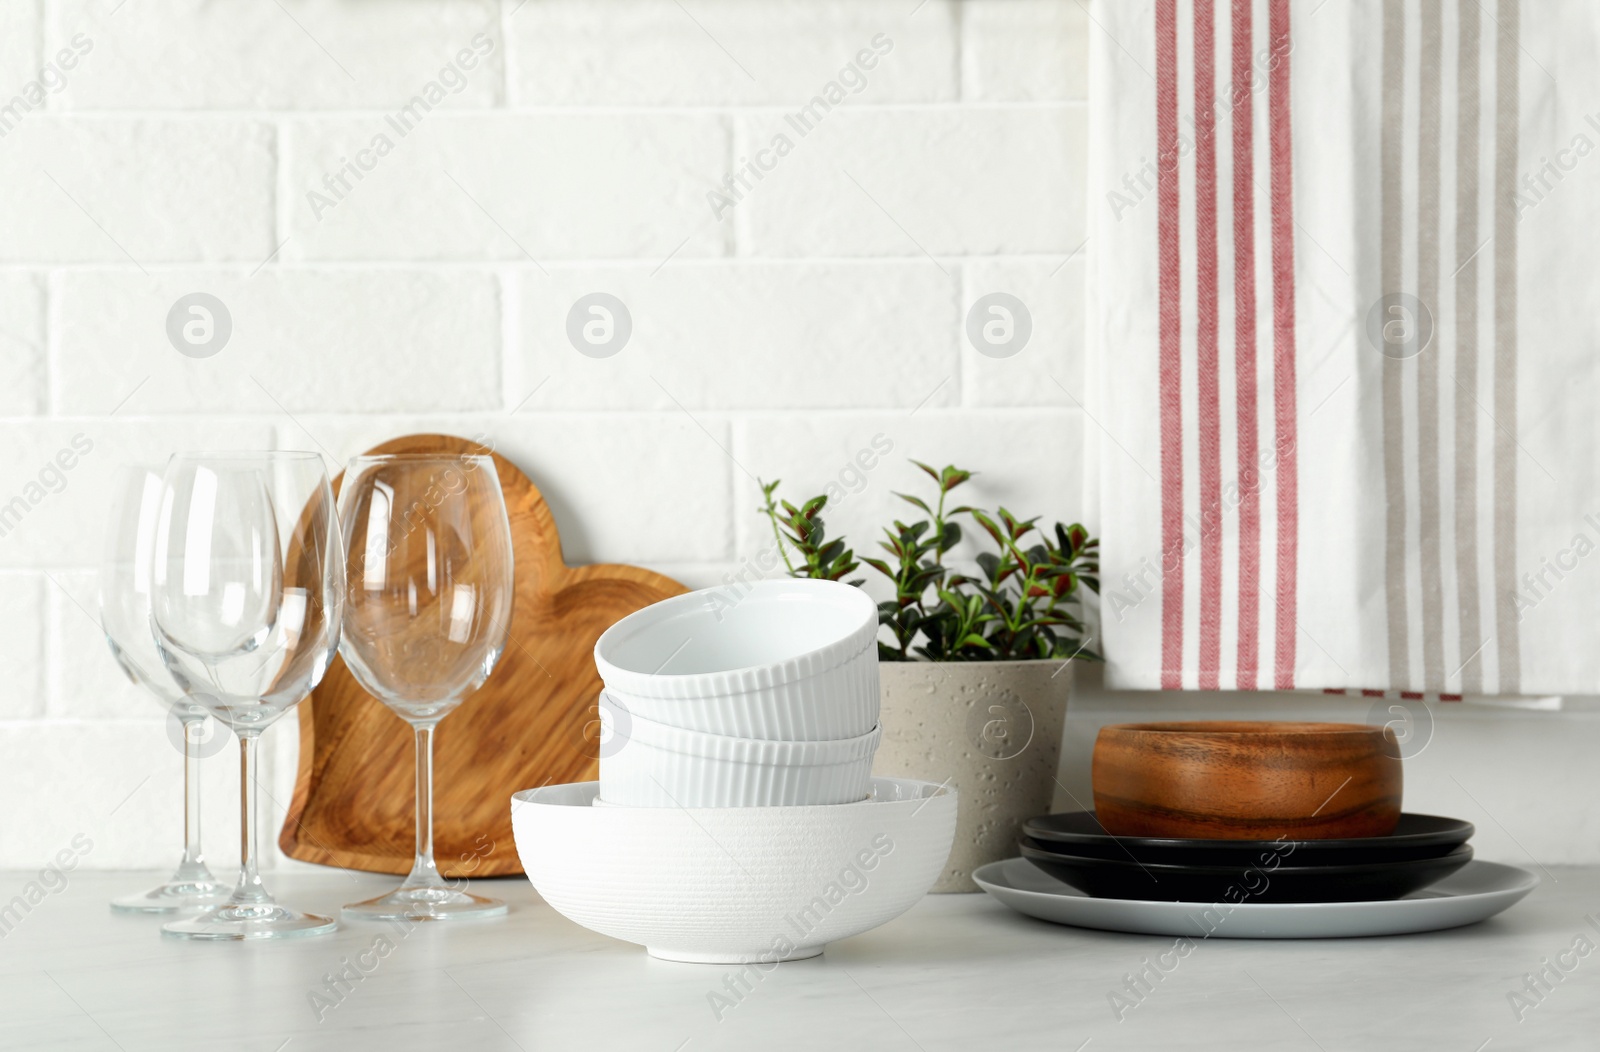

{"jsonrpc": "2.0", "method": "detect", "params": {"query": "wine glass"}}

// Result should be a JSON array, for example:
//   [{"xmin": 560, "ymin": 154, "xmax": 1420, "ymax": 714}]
[
  {"xmin": 99, "ymin": 465, "xmax": 229, "ymax": 913},
  {"xmin": 336, "ymin": 453, "xmax": 513, "ymax": 922},
  {"xmin": 149, "ymin": 452, "xmax": 344, "ymax": 940}
]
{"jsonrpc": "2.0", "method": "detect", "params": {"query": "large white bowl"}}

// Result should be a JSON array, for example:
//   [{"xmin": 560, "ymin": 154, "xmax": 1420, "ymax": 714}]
[
  {"xmin": 598, "ymin": 696, "xmax": 880, "ymax": 807},
  {"xmin": 511, "ymin": 777, "xmax": 956, "ymax": 963}
]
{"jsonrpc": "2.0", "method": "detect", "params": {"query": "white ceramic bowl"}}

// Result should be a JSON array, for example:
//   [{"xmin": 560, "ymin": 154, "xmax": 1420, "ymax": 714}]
[
  {"xmin": 598, "ymin": 696, "xmax": 880, "ymax": 807},
  {"xmin": 511, "ymin": 777, "xmax": 957, "ymax": 963},
  {"xmin": 594, "ymin": 578, "xmax": 878, "ymax": 712},
  {"xmin": 600, "ymin": 640, "xmax": 878, "ymax": 740}
]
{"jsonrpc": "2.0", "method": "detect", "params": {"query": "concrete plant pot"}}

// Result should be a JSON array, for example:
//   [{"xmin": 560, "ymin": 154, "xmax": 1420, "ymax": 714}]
[{"xmin": 872, "ymin": 659, "xmax": 1073, "ymax": 892}]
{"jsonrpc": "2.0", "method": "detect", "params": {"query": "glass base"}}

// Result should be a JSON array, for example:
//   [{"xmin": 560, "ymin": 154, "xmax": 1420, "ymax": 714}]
[
  {"xmin": 111, "ymin": 872, "xmax": 230, "ymax": 914},
  {"xmin": 162, "ymin": 903, "xmax": 338, "ymax": 940},
  {"xmin": 343, "ymin": 885, "xmax": 507, "ymax": 923}
]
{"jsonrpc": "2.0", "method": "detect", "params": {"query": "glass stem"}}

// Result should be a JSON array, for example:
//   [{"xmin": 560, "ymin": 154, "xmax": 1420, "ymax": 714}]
[
  {"xmin": 230, "ymin": 731, "xmax": 270, "ymax": 907},
  {"xmin": 403, "ymin": 722, "xmax": 445, "ymax": 891},
  {"xmin": 173, "ymin": 715, "xmax": 209, "ymax": 881}
]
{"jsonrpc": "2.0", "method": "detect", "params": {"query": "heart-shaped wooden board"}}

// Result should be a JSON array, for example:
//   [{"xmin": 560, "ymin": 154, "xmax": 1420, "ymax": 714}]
[{"xmin": 278, "ymin": 434, "xmax": 686, "ymax": 876}]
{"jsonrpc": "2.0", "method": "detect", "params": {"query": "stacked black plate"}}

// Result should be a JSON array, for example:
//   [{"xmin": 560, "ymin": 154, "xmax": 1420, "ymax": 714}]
[{"xmin": 1019, "ymin": 812, "xmax": 1476, "ymax": 903}]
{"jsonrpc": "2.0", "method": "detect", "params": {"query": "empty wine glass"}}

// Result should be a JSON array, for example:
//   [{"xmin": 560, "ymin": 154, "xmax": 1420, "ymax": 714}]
[
  {"xmin": 99, "ymin": 465, "xmax": 229, "ymax": 913},
  {"xmin": 150, "ymin": 452, "xmax": 344, "ymax": 940},
  {"xmin": 337, "ymin": 453, "xmax": 513, "ymax": 922}
]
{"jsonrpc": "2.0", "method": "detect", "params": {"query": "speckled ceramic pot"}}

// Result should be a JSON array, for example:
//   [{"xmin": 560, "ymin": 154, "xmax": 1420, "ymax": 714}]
[{"xmin": 872, "ymin": 660, "xmax": 1072, "ymax": 892}]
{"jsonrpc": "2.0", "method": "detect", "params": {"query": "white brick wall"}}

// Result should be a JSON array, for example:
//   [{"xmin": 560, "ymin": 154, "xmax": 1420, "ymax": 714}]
[
  {"xmin": 0, "ymin": 0, "xmax": 1090, "ymax": 872},
  {"xmin": 283, "ymin": 114, "xmax": 731, "ymax": 260},
  {"xmin": 505, "ymin": 0, "xmax": 959, "ymax": 106},
  {"xmin": 0, "ymin": 0, "xmax": 1580, "ymax": 876},
  {"xmin": 0, "ymin": 118, "xmax": 276, "ymax": 263},
  {"xmin": 510, "ymin": 263, "xmax": 961, "ymax": 410},
  {"xmin": 0, "ymin": 273, "xmax": 46, "ymax": 416},
  {"xmin": 54, "ymin": 270, "xmax": 504, "ymax": 414}
]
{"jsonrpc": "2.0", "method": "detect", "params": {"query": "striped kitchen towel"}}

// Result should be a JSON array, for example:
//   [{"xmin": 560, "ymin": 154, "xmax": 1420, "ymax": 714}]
[{"xmin": 1090, "ymin": 0, "xmax": 1599, "ymax": 697}]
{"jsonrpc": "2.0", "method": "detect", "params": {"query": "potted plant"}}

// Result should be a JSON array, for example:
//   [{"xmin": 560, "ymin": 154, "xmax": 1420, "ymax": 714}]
[{"xmin": 759, "ymin": 463, "xmax": 1100, "ymax": 891}]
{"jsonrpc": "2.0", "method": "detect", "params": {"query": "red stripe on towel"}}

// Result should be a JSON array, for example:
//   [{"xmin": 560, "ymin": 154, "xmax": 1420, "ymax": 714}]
[
  {"xmin": 1269, "ymin": 0, "xmax": 1299, "ymax": 690},
  {"xmin": 1157, "ymin": 0, "xmax": 1183, "ymax": 690},
  {"xmin": 1195, "ymin": 0, "xmax": 1223, "ymax": 690},
  {"xmin": 1232, "ymin": 0, "xmax": 1260, "ymax": 690}
]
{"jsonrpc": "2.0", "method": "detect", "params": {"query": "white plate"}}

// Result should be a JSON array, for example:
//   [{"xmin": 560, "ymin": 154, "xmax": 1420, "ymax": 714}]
[{"xmin": 973, "ymin": 857, "xmax": 1538, "ymax": 939}]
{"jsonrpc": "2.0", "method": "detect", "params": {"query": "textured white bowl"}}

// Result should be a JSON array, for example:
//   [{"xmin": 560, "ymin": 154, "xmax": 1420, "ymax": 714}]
[
  {"xmin": 593, "ymin": 579, "xmax": 878, "ymax": 701},
  {"xmin": 511, "ymin": 777, "xmax": 957, "ymax": 963},
  {"xmin": 600, "ymin": 640, "xmax": 878, "ymax": 740},
  {"xmin": 598, "ymin": 697, "xmax": 880, "ymax": 807}
]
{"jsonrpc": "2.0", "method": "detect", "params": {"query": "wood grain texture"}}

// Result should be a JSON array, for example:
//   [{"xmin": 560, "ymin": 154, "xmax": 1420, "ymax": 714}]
[
  {"xmin": 1091, "ymin": 721, "xmax": 1403, "ymax": 840},
  {"xmin": 279, "ymin": 434, "xmax": 686, "ymax": 877}
]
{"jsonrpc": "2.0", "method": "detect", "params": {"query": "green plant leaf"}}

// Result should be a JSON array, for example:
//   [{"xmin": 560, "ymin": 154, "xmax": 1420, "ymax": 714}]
[
  {"xmin": 895, "ymin": 492, "xmax": 933, "ymax": 515},
  {"xmin": 941, "ymin": 466, "xmax": 973, "ymax": 491},
  {"xmin": 969, "ymin": 509, "xmax": 1005, "ymax": 546},
  {"xmin": 863, "ymin": 557, "xmax": 894, "ymax": 579}
]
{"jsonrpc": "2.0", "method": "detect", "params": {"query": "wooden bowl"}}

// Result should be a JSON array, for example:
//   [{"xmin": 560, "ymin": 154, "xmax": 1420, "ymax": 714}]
[{"xmin": 1091, "ymin": 721, "xmax": 1402, "ymax": 840}]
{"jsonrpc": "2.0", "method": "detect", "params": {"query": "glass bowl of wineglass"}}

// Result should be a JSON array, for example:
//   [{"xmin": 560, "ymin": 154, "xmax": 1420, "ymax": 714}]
[
  {"xmin": 99, "ymin": 464, "xmax": 229, "ymax": 913},
  {"xmin": 336, "ymin": 452, "xmax": 514, "ymax": 922},
  {"xmin": 150, "ymin": 451, "xmax": 344, "ymax": 940}
]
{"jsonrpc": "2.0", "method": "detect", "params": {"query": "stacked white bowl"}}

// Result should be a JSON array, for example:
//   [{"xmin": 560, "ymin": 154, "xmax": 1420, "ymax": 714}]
[
  {"xmin": 511, "ymin": 579, "xmax": 957, "ymax": 963},
  {"xmin": 592, "ymin": 579, "xmax": 882, "ymax": 806}
]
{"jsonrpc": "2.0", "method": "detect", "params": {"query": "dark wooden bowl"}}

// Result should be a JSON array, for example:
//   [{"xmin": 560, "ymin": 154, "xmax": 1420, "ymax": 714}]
[{"xmin": 1091, "ymin": 721, "xmax": 1402, "ymax": 840}]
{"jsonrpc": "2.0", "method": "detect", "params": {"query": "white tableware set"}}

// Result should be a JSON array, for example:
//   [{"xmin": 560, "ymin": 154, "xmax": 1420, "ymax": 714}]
[{"xmin": 512, "ymin": 579, "xmax": 958, "ymax": 963}]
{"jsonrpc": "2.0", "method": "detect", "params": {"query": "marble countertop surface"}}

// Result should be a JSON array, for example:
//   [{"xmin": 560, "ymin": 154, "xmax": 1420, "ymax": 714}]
[{"xmin": 1, "ymin": 866, "xmax": 1596, "ymax": 1051}]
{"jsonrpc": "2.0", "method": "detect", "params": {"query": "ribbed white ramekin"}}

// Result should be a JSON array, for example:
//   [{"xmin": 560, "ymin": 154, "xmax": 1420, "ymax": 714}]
[
  {"xmin": 593, "ymin": 579, "xmax": 879, "ymax": 701},
  {"xmin": 601, "ymin": 639, "xmax": 878, "ymax": 740},
  {"xmin": 597, "ymin": 701, "xmax": 881, "ymax": 807}
]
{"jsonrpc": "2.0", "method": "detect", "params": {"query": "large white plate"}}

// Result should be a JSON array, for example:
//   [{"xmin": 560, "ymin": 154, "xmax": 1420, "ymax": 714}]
[{"xmin": 973, "ymin": 857, "xmax": 1538, "ymax": 939}]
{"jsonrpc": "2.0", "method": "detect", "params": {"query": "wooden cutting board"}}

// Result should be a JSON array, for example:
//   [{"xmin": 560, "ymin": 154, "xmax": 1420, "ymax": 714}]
[{"xmin": 278, "ymin": 433, "xmax": 686, "ymax": 877}]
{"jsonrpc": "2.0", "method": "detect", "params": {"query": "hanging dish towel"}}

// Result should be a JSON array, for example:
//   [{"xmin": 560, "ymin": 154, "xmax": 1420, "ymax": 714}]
[{"xmin": 1090, "ymin": 0, "xmax": 1598, "ymax": 697}]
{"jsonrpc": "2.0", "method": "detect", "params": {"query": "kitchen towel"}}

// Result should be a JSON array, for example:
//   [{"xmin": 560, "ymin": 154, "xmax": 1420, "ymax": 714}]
[{"xmin": 1090, "ymin": 0, "xmax": 1600, "ymax": 696}]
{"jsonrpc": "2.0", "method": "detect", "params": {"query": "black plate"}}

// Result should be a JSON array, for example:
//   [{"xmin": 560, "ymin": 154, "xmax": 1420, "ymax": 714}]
[
  {"xmin": 1019, "ymin": 841, "xmax": 1475, "ymax": 903},
  {"xmin": 1022, "ymin": 812, "xmax": 1474, "ymax": 867}
]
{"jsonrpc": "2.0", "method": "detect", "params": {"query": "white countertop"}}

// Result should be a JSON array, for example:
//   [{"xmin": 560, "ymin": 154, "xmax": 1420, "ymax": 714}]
[{"xmin": 2, "ymin": 867, "xmax": 1596, "ymax": 1051}]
